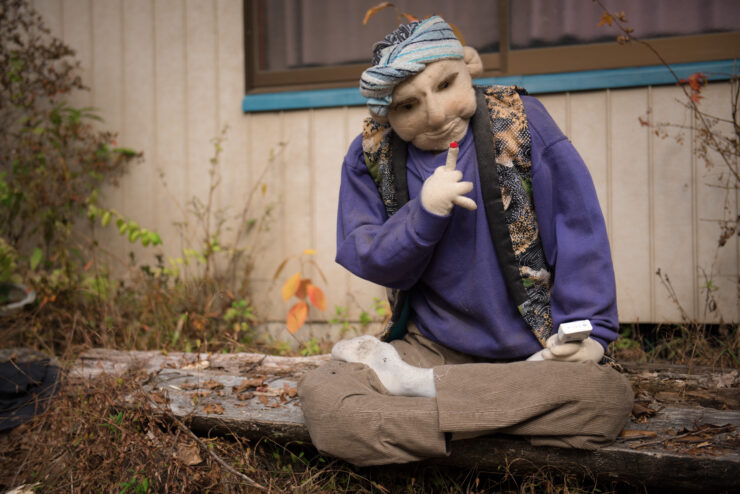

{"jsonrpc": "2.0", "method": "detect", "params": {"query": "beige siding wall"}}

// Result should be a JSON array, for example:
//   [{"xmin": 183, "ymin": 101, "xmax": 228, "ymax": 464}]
[{"xmin": 34, "ymin": 0, "xmax": 738, "ymax": 325}]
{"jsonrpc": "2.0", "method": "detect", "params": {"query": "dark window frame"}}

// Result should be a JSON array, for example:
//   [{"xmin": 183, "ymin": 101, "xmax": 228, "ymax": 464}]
[{"xmin": 243, "ymin": 0, "xmax": 740, "ymax": 94}]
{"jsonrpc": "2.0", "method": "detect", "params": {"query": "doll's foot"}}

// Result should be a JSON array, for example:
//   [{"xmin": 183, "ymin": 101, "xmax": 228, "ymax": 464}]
[{"xmin": 332, "ymin": 335, "xmax": 436, "ymax": 398}]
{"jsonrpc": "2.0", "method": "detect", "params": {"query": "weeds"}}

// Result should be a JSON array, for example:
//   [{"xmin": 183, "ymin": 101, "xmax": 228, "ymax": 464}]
[{"xmin": 0, "ymin": 369, "xmax": 642, "ymax": 493}]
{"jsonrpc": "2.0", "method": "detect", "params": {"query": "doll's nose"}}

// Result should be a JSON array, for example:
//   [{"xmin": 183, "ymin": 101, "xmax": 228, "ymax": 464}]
[{"xmin": 425, "ymin": 100, "xmax": 445, "ymax": 127}]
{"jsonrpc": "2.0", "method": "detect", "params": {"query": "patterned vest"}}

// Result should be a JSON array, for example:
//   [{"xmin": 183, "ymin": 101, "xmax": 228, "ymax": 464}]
[{"xmin": 361, "ymin": 85, "xmax": 554, "ymax": 347}]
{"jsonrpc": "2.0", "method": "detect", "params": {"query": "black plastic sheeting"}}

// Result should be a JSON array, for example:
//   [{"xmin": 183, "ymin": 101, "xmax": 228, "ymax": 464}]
[{"xmin": 0, "ymin": 351, "xmax": 61, "ymax": 431}]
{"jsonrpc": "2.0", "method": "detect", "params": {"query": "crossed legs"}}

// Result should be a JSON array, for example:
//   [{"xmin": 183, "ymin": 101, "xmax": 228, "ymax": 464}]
[{"xmin": 298, "ymin": 324, "xmax": 633, "ymax": 466}]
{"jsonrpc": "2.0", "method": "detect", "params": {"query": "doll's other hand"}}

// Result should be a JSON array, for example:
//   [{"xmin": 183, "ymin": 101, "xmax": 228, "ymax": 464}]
[
  {"xmin": 420, "ymin": 143, "xmax": 477, "ymax": 216},
  {"xmin": 541, "ymin": 335, "xmax": 604, "ymax": 363}
]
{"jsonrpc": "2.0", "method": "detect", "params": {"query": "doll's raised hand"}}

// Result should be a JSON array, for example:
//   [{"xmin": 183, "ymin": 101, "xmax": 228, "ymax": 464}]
[{"xmin": 420, "ymin": 142, "xmax": 477, "ymax": 216}]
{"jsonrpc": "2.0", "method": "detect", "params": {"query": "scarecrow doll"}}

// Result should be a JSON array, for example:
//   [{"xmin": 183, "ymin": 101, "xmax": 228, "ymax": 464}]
[{"xmin": 298, "ymin": 16, "xmax": 633, "ymax": 466}]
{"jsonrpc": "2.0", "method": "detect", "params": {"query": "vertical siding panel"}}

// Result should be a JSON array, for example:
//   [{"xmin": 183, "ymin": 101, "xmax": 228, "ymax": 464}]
[
  {"xmin": 91, "ymin": 0, "xmax": 125, "ymax": 260},
  {"xmin": 214, "ymin": 0, "xmax": 250, "ymax": 295},
  {"xmin": 247, "ymin": 113, "xmax": 284, "ymax": 321},
  {"xmin": 216, "ymin": 0, "xmax": 249, "ymax": 217},
  {"xmin": 91, "ymin": 0, "xmax": 123, "ymax": 140},
  {"xmin": 537, "ymin": 94, "xmax": 567, "ymax": 135},
  {"xmin": 610, "ymin": 88, "xmax": 652, "ymax": 322},
  {"xmin": 312, "ymin": 108, "xmax": 349, "ymax": 322},
  {"xmin": 184, "ymin": 0, "xmax": 218, "ymax": 210},
  {"xmin": 568, "ymin": 91, "xmax": 610, "ymax": 230},
  {"xmin": 153, "ymin": 0, "xmax": 187, "ymax": 259},
  {"xmin": 122, "ymin": 0, "xmax": 156, "ymax": 264},
  {"xmin": 62, "ymin": 0, "xmax": 92, "ymax": 108},
  {"xmin": 647, "ymin": 87, "xmax": 656, "ymax": 321},
  {"xmin": 694, "ymin": 83, "xmax": 739, "ymax": 322},
  {"xmin": 34, "ymin": 0, "xmax": 63, "ymax": 37},
  {"xmin": 651, "ymin": 85, "xmax": 697, "ymax": 321},
  {"xmin": 281, "ymin": 111, "xmax": 313, "ymax": 318}
]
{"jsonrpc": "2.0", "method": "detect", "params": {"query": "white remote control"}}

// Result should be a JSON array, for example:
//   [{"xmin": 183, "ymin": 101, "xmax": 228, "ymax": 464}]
[{"xmin": 557, "ymin": 319, "xmax": 592, "ymax": 343}]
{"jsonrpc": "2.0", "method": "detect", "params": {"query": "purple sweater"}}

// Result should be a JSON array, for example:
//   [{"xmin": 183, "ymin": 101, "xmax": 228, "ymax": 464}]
[{"xmin": 336, "ymin": 95, "xmax": 618, "ymax": 360}]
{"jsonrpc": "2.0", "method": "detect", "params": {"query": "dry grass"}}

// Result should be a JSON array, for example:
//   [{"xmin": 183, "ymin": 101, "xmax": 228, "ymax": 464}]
[{"xmin": 0, "ymin": 368, "xmax": 647, "ymax": 493}]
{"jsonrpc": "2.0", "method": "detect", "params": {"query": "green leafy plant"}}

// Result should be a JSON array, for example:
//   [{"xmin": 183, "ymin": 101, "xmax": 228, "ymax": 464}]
[
  {"xmin": 0, "ymin": 0, "xmax": 142, "ymax": 299},
  {"xmin": 0, "ymin": 237, "xmax": 20, "ymax": 284}
]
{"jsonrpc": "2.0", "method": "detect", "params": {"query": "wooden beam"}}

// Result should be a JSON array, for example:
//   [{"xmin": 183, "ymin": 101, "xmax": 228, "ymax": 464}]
[{"xmin": 71, "ymin": 350, "xmax": 739, "ymax": 492}]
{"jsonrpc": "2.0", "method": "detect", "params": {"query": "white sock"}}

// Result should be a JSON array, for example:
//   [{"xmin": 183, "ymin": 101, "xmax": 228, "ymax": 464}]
[{"xmin": 331, "ymin": 335, "xmax": 437, "ymax": 398}]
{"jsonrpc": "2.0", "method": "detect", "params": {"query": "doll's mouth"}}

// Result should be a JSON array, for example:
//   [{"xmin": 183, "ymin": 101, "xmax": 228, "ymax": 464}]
[{"xmin": 422, "ymin": 121, "xmax": 457, "ymax": 139}]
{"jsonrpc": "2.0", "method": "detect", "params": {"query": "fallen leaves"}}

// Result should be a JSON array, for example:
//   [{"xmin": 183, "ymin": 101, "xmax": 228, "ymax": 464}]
[
  {"xmin": 201, "ymin": 379, "xmax": 224, "ymax": 390},
  {"xmin": 631, "ymin": 400, "xmax": 660, "ymax": 423},
  {"xmin": 176, "ymin": 442, "xmax": 203, "ymax": 466},
  {"xmin": 202, "ymin": 403, "xmax": 224, "ymax": 415},
  {"xmin": 619, "ymin": 429, "xmax": 658, "ymax": 440}
]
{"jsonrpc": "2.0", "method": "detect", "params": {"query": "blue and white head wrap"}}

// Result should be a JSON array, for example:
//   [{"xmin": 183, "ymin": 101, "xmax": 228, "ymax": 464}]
[{"xmin": 360, "ymin": 16, "xmax": 464, "ymax": 117}]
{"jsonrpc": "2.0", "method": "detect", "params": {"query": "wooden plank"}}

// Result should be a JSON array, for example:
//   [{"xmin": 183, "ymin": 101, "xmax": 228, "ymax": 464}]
[
  {"xmin": 247, "ymin": 112, "xmax": 286, "ymax": 321},
  {"xmin": 71, "ymin": 350, "xmax": 739, "ymax": 492},
  {"xmin": 122, "ymin": 0, "xmax": 156, "ymax": 265},
  {"xmin": 610, "ymin": 88, "xmax": 652, "ymax": 321},
  {"xmin": 184, "ymin": 0, "xmax": 218, "ymax": 210},
  {"xmin": 215, "ymin": 0, "xmax": 250, "ymax": 215},
  {"xmin": 694, "ymin": 82, "xmax": 739, "ymax": 322},
  {"xmin": 651, "ymin": 85, "xmax": 698, "ymax": 321},
  {"xmin": 153, "ymin": 0, "xmax": 187, "ymax": 260},
  {"xmin": 61, "ymin": 0, "xmax": 92, "ymax": 108},
  {"xmin": 33, "ymin": 0, "xmax": 62, "ymax": 38},
  {"xmin": 90, "ymin": 0, "xmax": 126, "ymax": 263}
]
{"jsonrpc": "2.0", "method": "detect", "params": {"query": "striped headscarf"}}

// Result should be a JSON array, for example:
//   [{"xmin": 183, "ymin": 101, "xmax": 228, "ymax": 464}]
[{"xmin": 360, "ymin": 16, "xmax": 464, "ymax": 117}]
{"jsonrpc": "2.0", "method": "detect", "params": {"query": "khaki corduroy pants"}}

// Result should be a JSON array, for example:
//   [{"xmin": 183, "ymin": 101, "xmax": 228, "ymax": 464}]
[{"xmin": 298, "ymin": 323, "xmax": 633, "ymax": 466}]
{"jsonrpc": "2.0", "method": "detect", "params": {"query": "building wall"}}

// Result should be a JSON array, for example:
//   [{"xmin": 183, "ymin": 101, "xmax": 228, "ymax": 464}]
[{"xmin": 33, "ymin": 0, "xmax": 739, "ymax": 325}]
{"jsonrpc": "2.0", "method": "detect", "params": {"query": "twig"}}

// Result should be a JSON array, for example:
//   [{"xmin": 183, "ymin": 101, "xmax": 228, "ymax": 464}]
[
  {"xmin": 593, "ymin": 0, "xmax": 740, "ymax": 184},
  {"xmin": 144, "ymin": 395, "xmax": 267, "ymax": 491}
]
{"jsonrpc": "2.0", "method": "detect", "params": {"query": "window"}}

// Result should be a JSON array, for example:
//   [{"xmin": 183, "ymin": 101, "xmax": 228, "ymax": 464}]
[{"xmin": 244, "ymin": 0, "xmax": 740, "ymax": 93}]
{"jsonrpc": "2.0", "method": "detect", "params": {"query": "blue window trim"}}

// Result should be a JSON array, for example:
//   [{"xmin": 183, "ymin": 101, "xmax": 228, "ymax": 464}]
[{"xmin": 242, "ymin": 59, "xmax": 736, "ymax": 113}]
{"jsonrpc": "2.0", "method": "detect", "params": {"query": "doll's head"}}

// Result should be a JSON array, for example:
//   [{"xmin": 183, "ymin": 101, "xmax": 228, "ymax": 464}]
[{"xmin": 360, "ymin": 16, "xmax": 483, "ymax": 151}]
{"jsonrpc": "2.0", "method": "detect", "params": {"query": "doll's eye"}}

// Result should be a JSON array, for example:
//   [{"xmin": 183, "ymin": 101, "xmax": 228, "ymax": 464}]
[
  {"xmin": 438, "ymin": 73, "xmax": 458, "ymax": 91},
  {"xmin": 394, "ymin": 100, "xmax": 415, "ymax": 111}
]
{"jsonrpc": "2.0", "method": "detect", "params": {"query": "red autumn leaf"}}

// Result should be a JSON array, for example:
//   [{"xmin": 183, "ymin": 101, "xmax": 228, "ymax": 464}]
[
  {"xmin": 687, "ymin": 72, "xmax": 707, "ymax": 92},
  {"xmin": 306, "ymin": 284, "xmax": 327, "ymax": 312},
  {"xmin": 689, "ymin": 92, "xmax": 703, "ymax": 103},
  {"xmin": 281, "ymin": 272, "xmax": 301, "ymax": 301},
  {"xmin": 296, "ymin": 278, "xmax": 311, "ymax": 300},
  {"xmin": 286, "ymin": 301, "xmax": 308, "ymax": 334}
]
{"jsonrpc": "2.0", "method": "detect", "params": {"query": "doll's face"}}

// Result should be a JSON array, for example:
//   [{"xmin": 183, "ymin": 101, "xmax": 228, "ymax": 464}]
[{"xmin": 387, "ymin": 59, "xmax": 477, "ymax": 151}]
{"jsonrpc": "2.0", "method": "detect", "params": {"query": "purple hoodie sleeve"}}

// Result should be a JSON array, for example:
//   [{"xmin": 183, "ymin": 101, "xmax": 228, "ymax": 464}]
[
  {"xmin": 523, "ymin": 96, "xmax": 619, "ymax": 348},
  {"xmin": 335, "ymin": 135, "xmax": 451, "ymax": 290}
]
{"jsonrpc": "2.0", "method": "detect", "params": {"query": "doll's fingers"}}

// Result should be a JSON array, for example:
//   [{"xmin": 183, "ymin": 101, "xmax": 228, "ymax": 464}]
[
  {"xmin": 452, "ymin": 196, "xmax": 477, "ymax": 211},
  {"xmin": 445, "ymin": 142, "xmax": 459, "ymax": 170},
  {"xmin": 548, "ymin": 341, "xmax": 581, "ymax": 357},
  {"xmin": 455, "ymin": 181, "xmax": 473, "ymax": 195},
  {"xmin": 540, "ymin": 348, "xmax": 555, "ymax": 360}
]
